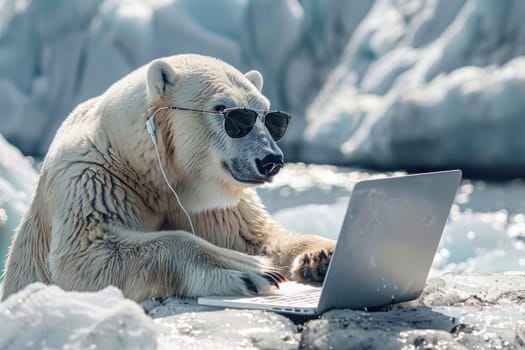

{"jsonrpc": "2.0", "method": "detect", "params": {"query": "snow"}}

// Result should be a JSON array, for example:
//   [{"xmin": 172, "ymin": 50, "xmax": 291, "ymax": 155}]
[
  {"xmin": 0, "ymin": 282, "xmax": 299, "ymax": 349},
  {"xmin": 259, "ymin": 164, "xmax": 525, "ymax": 275},
  {"xmin": 301, "ymin": 273, "xmax": 525, "ymax": 349}
]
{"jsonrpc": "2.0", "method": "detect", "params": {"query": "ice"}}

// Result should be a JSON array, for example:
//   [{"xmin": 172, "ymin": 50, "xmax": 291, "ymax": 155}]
[
  {"xmin": 0, "ymin": 283, "xmax": 298, "ymax": 350},
  {"xmin": 3, "ymin": 1, "xmax": 525, "ymax": 347},
  {"xmin": 3, "ymin": 0, "xmax": 525, "ymax": 171},
  {"xmin": 0, "ymin": 0, "xmax": 373, "ymax": 156},
  {"xmin": 272, "ymin": 198, "xmax": 348, "ymax": 240},
  {"xmin": 0, "ymin": 135, "xmax": 37, "ymax": 268},
  {"xmin": 0, "ymin": 283, "xmax": 158, "ymax": 350}
]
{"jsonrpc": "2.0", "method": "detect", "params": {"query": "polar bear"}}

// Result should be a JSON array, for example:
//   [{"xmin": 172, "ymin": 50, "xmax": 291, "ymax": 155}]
[{"xmin": 2, "ymin": 54, "xmax": 335, "ymax": 302}]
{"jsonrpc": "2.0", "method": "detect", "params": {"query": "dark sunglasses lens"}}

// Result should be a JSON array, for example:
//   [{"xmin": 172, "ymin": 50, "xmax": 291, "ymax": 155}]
[
  {"xmin": 224, "ymin": 109, "xmax": 257, "ymax": 138},
  {"xmin": 264, "ymin": 112, "xmax": 290, "ymax": 141}
]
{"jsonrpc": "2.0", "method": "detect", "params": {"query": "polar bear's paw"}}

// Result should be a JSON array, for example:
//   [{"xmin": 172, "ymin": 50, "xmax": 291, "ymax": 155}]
[
  {"xmin": 205, "ymin": 268, "xmax": 286, "ymax": 297},
  {"xmin": 291, "ymin": 246, "xmax": 334, "ymax": 283},
  {"xmin": 190, "ymin": 252, "xmax": 287, "ymax": 297},
  {"xmin": 205, "ymin": 251, "xmax": 287, "ymax": 296}
]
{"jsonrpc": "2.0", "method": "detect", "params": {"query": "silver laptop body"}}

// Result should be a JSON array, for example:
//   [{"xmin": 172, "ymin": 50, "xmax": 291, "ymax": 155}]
[{"xmin": 198, "ymin": 170, "xmax": 462, "ymax": 315}]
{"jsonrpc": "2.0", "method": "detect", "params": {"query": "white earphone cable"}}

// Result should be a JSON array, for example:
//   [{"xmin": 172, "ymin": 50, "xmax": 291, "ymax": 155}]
[{"xmin": 147, "ymin": 108, "xmax": 196, "ymax": 235}]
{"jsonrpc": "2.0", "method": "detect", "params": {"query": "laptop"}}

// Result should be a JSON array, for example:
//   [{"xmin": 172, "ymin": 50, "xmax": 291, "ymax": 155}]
[{"xmin": 198, "ymin": 170, "xmax": 462, "ymax": 315}]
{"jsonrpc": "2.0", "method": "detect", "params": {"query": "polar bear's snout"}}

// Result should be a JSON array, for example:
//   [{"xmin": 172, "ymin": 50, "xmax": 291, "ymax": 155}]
[{"xmin": 256, "ymin": 154, "xmax": 284, "ymax": 177}]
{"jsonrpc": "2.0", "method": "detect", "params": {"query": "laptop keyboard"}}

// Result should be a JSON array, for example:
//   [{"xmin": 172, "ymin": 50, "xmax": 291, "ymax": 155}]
[{"xmin": 247, "ymin": 288, "xmax": 321, "ymax": 307}]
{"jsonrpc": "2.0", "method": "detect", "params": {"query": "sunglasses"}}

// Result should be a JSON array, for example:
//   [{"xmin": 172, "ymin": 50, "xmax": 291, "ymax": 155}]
[{"xmin": 165, "ymin": 106, "xmax": 291, "ymax": 141}]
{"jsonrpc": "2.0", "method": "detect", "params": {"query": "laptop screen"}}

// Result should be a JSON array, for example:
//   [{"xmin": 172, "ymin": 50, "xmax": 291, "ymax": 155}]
[{"xmin": 318, "ymin": 170, "xmax": 461, "ymax": 312}]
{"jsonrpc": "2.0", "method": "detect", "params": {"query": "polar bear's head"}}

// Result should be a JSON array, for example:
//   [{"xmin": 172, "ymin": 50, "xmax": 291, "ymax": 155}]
[{"xmin": 144, "ymin": 55, "xmax": 287, "ymax": 211}]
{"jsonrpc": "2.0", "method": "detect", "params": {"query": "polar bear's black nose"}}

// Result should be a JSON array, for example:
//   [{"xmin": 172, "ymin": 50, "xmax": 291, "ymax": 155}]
[{"xmin": 256, "ymin": 154, "xmax": 284, "ymax": 177}]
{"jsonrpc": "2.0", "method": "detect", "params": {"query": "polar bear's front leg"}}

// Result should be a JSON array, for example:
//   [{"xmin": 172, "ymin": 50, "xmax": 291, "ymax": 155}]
[{"xmin": 49, "ymin": 227, "xmax": 283, "ymax": 301}]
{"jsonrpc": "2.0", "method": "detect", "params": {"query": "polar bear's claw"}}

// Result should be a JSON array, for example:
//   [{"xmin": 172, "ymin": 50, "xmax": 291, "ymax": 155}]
[{"xmin": 261, "ymin": 271, "xmax": 287, "ymax": 286}]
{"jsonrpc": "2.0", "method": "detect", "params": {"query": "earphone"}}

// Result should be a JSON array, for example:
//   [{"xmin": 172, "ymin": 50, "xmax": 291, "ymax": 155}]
[{"xmin": 146, "ymin": 107, "xmax": 196, "ymax": 235}]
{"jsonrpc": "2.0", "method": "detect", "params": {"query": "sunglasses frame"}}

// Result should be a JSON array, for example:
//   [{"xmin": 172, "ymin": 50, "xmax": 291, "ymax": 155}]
[{"xmin": 164, "ymin": 106, "xmax": 292, "ymax": 142}]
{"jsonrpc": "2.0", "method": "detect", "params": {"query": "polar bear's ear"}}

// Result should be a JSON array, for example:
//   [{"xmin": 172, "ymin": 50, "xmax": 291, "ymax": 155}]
[
  {"xmin": 146, "ymin": 59, "xmax": 177, "ymax": 101},
  {"xmin": 244, "ymin": 70, "xmax": 263, "ymax": 92}
]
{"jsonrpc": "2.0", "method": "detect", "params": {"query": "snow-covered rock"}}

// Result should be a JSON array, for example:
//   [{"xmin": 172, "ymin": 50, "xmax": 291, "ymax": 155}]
[
  {"xmin": 0, "ymin": 0, "xmax": 374, "ymax": 156},
  {"xmin": 303, "ymin": 0, "xmax": 525, "ymax": 174},
  {"xmin": 154, "ymin": 308, "xmax": 299, "ymax": 349},
  {"xmin": 0, "ymin": 135, "xmax": 37, "ymax": 268}
]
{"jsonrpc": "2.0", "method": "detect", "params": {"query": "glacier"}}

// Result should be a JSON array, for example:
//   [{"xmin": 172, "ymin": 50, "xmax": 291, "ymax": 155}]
[
  {"xmin": 303, "ymin": 0, "xmax": 525, "ymax": 175},
  {"xmin": 2, "ymin": 0, "xmax": 525, "ymax": 174},
  {"xmin": 0, "ymin": 0, "xmax": 374, "ymax": 157}
]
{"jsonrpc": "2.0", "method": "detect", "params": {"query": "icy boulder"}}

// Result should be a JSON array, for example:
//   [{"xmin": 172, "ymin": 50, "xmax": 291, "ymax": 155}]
[
  {"xmin": 303, "ymin": 0, "xmax": 525, "ymax": 175},
  {"xmin": 0, "ymin": 135, "xmax": 37, "ymax": 267},
  {"xmin": 0, "ymin": 283, "xmax": 158, "ymax": 350},
  {"xmin": 0, "ymin": 0, "xmax": 374, "ymax": 156}
]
